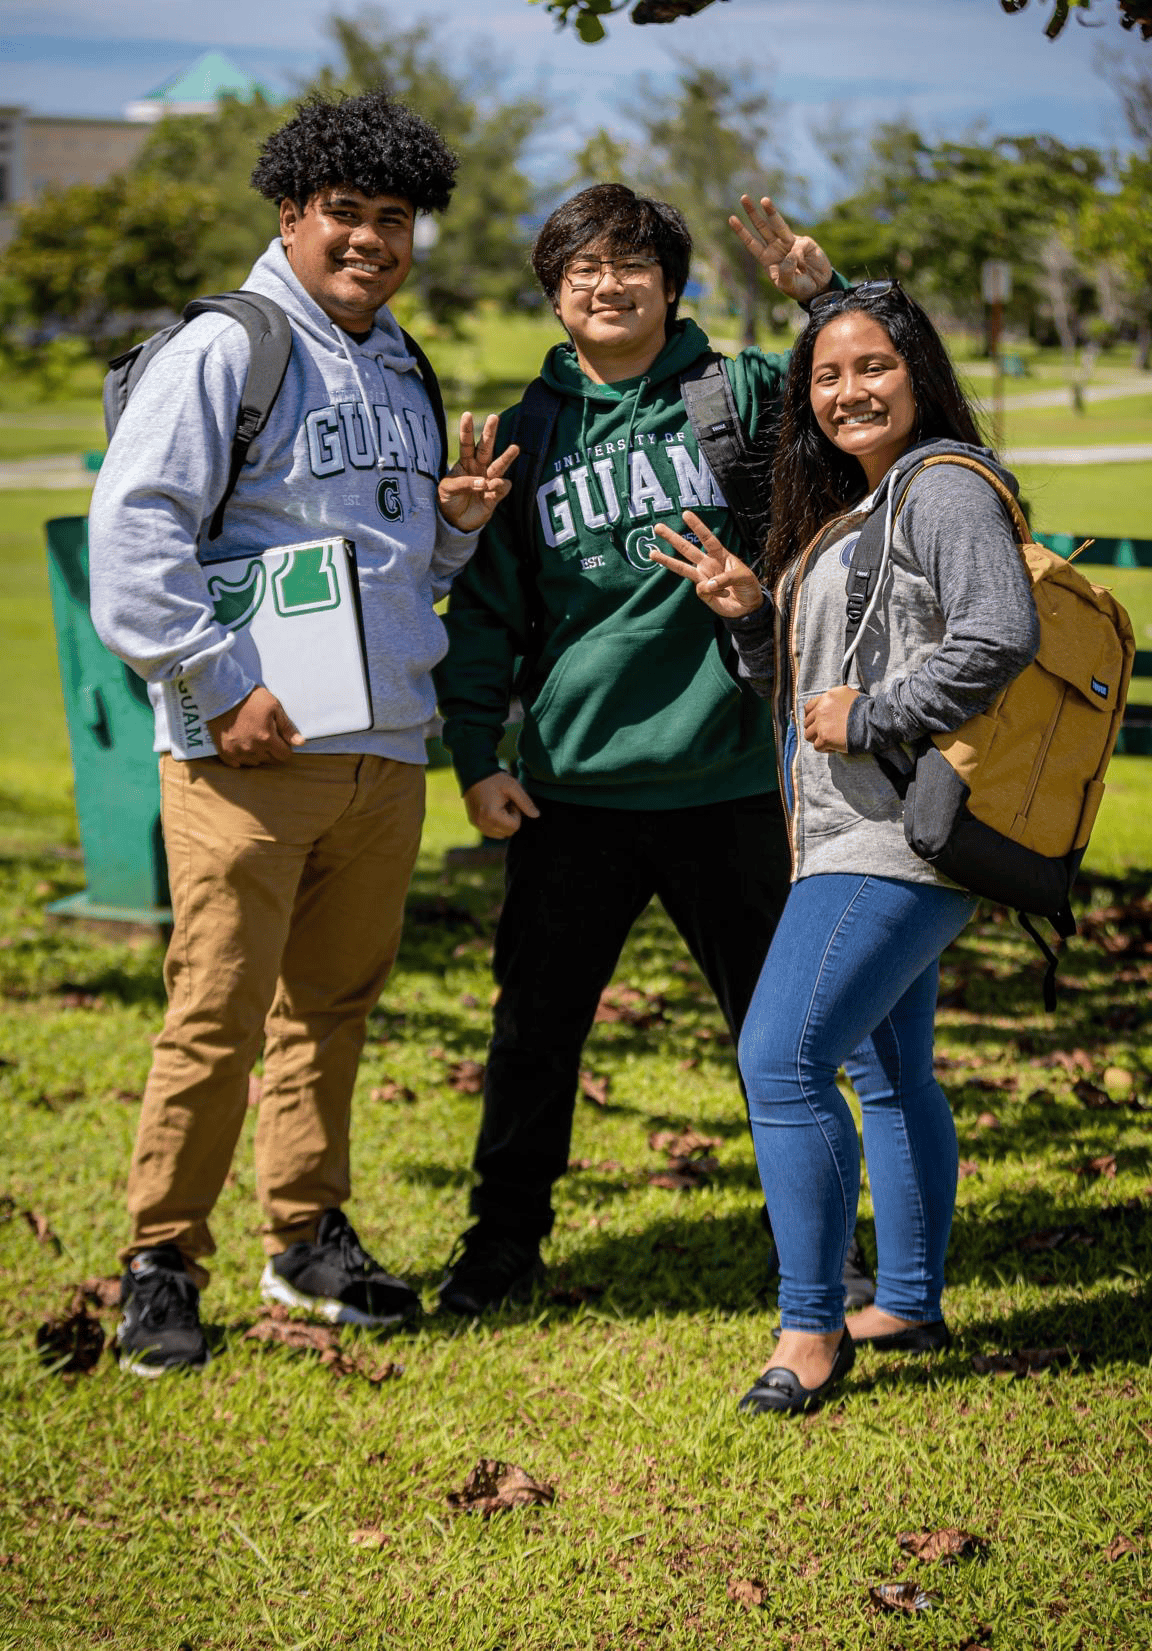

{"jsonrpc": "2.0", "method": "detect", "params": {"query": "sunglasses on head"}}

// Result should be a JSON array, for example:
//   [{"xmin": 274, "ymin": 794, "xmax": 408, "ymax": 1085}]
[{"xmin": 806, "ymin": 278, "xmax": 902, "ymax": 319}]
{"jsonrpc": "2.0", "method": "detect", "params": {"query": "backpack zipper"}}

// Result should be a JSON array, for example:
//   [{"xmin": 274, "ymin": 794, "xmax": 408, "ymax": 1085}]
[{"xmin": 1017, "ymin": 683, "xmax": 1066, "ymax": 826}]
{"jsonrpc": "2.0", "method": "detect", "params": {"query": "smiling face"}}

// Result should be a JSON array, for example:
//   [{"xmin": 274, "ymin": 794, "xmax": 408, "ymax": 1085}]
[
  {"xmin": 809, "ymin": 311, "xmax": 917, "ymax": 488},
  {"xmin": 280, "ymin": 187, "xmax": 415, "ymax": 332},
  {"xmin": 552, "ymin": 239, "xmax": 678, "ymax": 384}
]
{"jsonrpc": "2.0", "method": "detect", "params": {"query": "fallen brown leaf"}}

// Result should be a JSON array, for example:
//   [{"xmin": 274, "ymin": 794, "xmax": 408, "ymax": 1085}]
[
  {"xmin": 726, "ymin": 1575, "xmax": 767, "ymax": 1609},
  {"xmin": 370, "ymin": 1080, "xmax": 416, "ymax": 1104},
  {"xmin": 579, "ymin": 1071, "xmax": 610, "ymax": 1107},
  {"xmin": 1105, "ymin": 1535, "xmax": 1139, "ymax": 1561},
  {"xmin": 898, "ymin": 1527, "xmax": 987, "ymax": 1563},
  {"xmin": 447, "ymin": 1059, "xmax": 485, "ymax": 1094},
  {"xmin": 649, "ymin": 1156, "xmax": 718, "ymax": 1191},
  {"xmin": 594, "ymin": 984, "xmax": 666, "ymax": 1029},
  {"xmin": 54, "ymin": 988, "xmax": 103, "ymax": 1010},
  {"xmin": 975, "ymin": 1111, "xmax": 1000, "ymax": 1130},
  {"xmin": 35, "ymin": 1305, "xmax": 105, "ymax": 1373},
  {"xmin": 1036, "ymin": 1049, "xmax": 1094, "ymax": 1075},
  {"xmin": 73, "ymin": 1276, "xmax": 121, "ymax": 1311},
  {"xmin": 957, "ymin": 1160, "xmax": 981, "ymax": 1179},
  {"xmin": 1073, "ymin": 1078, "xmax": 1125, "ymax": 1110},
  {"xmin": 648, "ymin": 1128, "xmax": 722, "ymax": 1157},
  {"xmin": 349, "ymin": 1528, "xmax": 390, "ymax": 1549},
  {"xmin": 1075, "ymin": 1154, "xmax": 1117, "ymax": 1179},
  {"xmin": 22, "ymin": 1210, "xmax": 62, "ymax": 1253},
  {"xmin": 971, "ymin": 1345, "xmax": 1085, "ymax": 1378},
  {"xmin": 446, "ymin": 1459, "xmax": 555, "ymax": 1518},
  {"xmin": 1025, "ymin": 1087, "xmax": 1056, "ymax": 1105},
  {"xmin": 247, "ymin": 1073, "xmax": 263, "ymax": 1108},
  {"xmin": 869, "ymin": 1581, "xmax": 938, "ymax": 1613},
  {"xmin": 243, "ymin": 1309, "xmax": 401, "ymax": 1384}
]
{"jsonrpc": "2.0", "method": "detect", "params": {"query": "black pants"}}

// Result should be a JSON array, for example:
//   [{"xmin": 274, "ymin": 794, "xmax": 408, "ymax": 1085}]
[{"xmin": 469, "ymin": 791, "xmax": 792, "ymax": 1239}]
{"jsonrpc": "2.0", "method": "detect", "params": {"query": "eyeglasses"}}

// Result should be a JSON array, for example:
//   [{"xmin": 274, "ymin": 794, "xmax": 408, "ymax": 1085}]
[
  {"xmin": 807, "ymin": 278, "xmax": 901, "ymax": 318},
  {"xmin": 562, "ymin": 256, "xmax": 663, "ymax": 289}
]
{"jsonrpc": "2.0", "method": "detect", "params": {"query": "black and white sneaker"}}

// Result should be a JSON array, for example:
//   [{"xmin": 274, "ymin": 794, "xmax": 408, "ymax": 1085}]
[
  {"xmin": 437, "ymin": 1224, "xmax": 544, "ymax": 1316},
  {"xmin": 260, "ymin": 1209, "xmax": 421, "ymax": 1328},
  {"xmin": 117, "ymin": 1245, "xmax": 211, "ymax": 1378}
]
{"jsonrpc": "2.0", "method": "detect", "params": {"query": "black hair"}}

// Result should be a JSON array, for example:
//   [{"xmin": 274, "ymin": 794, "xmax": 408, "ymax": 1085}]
[
  {"xmin": 531, "ymin": 184, "xmax": 692, "ymax": 323},
  {"xmin": 250, "ymin": 91, "xmax": 457, "ymax": 213},
  {"xmin": 762, "ymin": 285, "xmax": 984, "ymax": 587}
]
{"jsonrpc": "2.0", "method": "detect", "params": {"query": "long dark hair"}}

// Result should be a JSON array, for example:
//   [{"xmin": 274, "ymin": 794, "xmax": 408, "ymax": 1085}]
[{"xmin": 762, "ymin": 286, "xmax": 984, "ymax": 587}]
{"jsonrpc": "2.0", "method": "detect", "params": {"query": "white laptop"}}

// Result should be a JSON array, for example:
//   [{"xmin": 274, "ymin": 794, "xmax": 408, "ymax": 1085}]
[{"xmin": 164, "ymin": 537, "xmax": 372, "ymax": 758}]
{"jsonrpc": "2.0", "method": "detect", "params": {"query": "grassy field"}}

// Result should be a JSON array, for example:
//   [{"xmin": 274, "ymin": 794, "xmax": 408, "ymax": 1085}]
[{"xmin": 1, "ymin": 335, "xmax": 1151, "ymax": 1650}]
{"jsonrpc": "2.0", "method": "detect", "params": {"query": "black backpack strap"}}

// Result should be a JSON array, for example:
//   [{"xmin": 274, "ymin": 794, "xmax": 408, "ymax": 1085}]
[
  {"xmin": 841, "ymin": 462, "xmax": 933, "ymax": 668},
  {"xmin": 679, "ymin": 353, "xmax": 771, "ymax": 560},
  {"xmin": 181, "ymin": 293, "xmax": 293, "ymax": 542},
  {"xmin": 506, "ymin": 377, "xmax": 562, "ymax": 691},
  {"xmin": 399, "ymin": 327, "xmax": 449, "ymax": 480}
]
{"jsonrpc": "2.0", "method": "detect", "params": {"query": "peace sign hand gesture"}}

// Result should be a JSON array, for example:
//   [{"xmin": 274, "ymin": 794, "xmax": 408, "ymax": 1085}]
[
  {"xmin": 438, "ymin": 412, "xmax": 520, "ymax": 534},
  {"xmin": 649, "ymin": 511, "xmax": 766, "ymax": 620},
  {"xmin": 729, "ymin": 193, "xmax": 833, "ymax": 305}
]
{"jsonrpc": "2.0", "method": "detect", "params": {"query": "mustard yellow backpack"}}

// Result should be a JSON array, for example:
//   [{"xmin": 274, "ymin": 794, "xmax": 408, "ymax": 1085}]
[{"xmin": 845, "ymin": 453, "xmax": 1135, "ymax": 1007}]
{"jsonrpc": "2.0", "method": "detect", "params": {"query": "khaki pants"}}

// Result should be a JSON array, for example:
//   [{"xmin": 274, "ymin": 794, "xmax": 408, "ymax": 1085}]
[{"xmin": 122, "ymin": 752, "xmax": 425, "ymax": 1282}]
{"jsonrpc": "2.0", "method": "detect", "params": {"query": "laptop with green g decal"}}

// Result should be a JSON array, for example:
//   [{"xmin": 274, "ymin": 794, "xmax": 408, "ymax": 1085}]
[{"xmin": 164, "ymin": 536, "xmax": 372, "ymax": 758}]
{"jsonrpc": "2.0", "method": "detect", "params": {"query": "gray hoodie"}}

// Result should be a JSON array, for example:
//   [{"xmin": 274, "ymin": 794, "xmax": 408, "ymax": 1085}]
[
  {"xmin": 89, "ymin": 238, "xmax": 477, "ymax": 764},
  {"xmin": 728, "ymin": 440, "xmax": 1040, "ymax": 883}
]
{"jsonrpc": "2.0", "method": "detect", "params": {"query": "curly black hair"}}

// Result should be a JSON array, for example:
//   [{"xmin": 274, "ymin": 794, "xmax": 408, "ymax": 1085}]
[
  {"xmin": 762, "ymin": 284, "xmax": 984, "ymax": 587},
  {"xmin": 250, "ymin": 92, "xmax": 458, "ymax": 213},
  {"xmin": 532, "ymin": 184, "xmax": 692, "ymax": 322}
]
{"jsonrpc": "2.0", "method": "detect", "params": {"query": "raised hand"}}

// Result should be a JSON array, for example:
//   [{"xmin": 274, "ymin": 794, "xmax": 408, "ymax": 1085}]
[
  {"xmin": 729, "ymin": 193, "xmax": 833, "ymax": 304},
  {"xmin": 649, "ymin": 510, "xmax": 766, "ymax": 619},
  {"xmin": 438, "ymin": 413, "xmax": 520, "ymax": 534}
]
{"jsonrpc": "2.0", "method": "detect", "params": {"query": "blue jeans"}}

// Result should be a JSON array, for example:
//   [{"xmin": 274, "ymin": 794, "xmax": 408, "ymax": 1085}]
[{"xmin": 738, "ymin": 873, "xmax": 977, "ymax": 1332}]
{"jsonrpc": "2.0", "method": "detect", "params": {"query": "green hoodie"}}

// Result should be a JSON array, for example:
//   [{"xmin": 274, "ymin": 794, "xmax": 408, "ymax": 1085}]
[{"xmin": 434, "ymin": 318, "xmax": 788, "ymax": 810}]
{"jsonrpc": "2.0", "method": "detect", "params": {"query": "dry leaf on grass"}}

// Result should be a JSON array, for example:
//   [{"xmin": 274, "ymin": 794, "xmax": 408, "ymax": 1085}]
[
  {"xmin": 869, "ymin": 1581, "xmax": 938, "ymax": 1613},
  {"xmin": 73, "ymin": 1276, "xmax": 121, "ymax": 1311},
  {"xmin": 726, "ymin": 1575, "xmax": 767, "ymax": 1609},
  {"xmin": 21, "ymin": 1209, "xmax": 62, "ymax": 1253},
  {"xmin": 649, "ymin": 1157, "xmax": 718, "ymax": 1191},
  {"xmin": 1075, "ymin": 1154, "xmax": 1117, "ymax": 1179},
  {"xmin": 446, "ymin": 1459, "xmax": 555, "ymax": 1518},
  {"xmin": 957, "ymin": 1160, "xmax": 981, "ymax": 1179},
  {"xmin": 247, "ymin": 1073, "xmax": 263, "ymax": 1108},
  {"xmin": 594, "ymin": 984, "xmax": 666, "ymax": 1028},
  {"xmin": 446, "ymin": 1059, "xmax": 485, "ymax": 1094},
  {"xmin": 35, "ymin": 1305, "xmax": 105, "ymax": 1373},
  {"xmin": 648, "ymin": 1128, "xmax": 722, "ymax": 1157},
  {"xmin": 244, "ymin": 1309, "xmax": 401, "ymax": 1385},
  {"xmin": 349, "ymin": 1528, "xmax": 390, "ymax": 1549},
  {"xmin": 975, "ymin": 1111, "xmax": 1000, "ymax": 1130},
  {"xmin": 579, "ymin": 1071, "xmax": 610, "ymax": 1107},
  {"xmin": 898, "ymin": 1527, "xmax": 987, "ymax": 1563},
  {"xmin": 971, "ymin": 1345, "xmax": 1085, "ymax": 1378},
  {"xmin": 1073, "ymin": 1078, "xmax": 1129, "ymax": 1110},
  {"xmin": 370, "ymin": 1080, "xmax": 416, "ymax": 1104},
  {"xmin": 1104, "ymin": 1535, "xmax": 1139, "ymax": 1561},
  {"xmin": 1035, "ymin": 1048, "xmax": 1094, "ymax": 1075}
]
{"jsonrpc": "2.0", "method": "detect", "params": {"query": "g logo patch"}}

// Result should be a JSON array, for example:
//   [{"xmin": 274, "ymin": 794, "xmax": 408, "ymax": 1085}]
[
  {"xmin": 624, "ymin": 526, "xmax": 663, "ymax": 572},
  {"xmin": 377, "ymin": 476, "xmax": 405, "ymax": 522}
]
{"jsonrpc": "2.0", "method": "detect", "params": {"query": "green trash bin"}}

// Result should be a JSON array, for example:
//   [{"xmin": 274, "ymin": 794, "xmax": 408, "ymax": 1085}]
[{"xmin": 44, "ymin": 515, "xmax": 172, "ymax": 926}]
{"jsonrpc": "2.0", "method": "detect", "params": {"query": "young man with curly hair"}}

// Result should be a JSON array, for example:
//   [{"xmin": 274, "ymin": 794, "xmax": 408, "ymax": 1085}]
[
  {"xmin": 89, "ymin": 92, "xmax": 515, "ymax": 1375},
  {"xmin": 433, "ymin": 184, "xmax": 877, "ymax": 1315}
]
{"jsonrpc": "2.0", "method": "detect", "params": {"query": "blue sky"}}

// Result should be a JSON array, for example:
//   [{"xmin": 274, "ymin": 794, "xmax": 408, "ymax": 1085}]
[{"xmin": 0, "ymin": 0, "xmax": 1132, "ymax": 204}]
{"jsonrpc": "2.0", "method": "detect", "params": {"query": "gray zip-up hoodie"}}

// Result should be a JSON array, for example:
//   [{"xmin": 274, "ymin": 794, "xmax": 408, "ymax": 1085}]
[
  {"xmin": 727, "ymin": 440, "xmax": 1040, "ymax": 883},
  {"xmin": 89, "ymin": 237, "xmax": 476, "ymax": 763}
]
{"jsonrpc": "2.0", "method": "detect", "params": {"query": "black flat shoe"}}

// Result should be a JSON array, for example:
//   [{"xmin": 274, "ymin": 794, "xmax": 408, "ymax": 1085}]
[
  {"xmin": 851, "ymin": 1318, "xmax": 951, "ymax": 1353},
  {"xmin": 739, "ymin": 1328, "xmax": 856, "ymax": 1415}
]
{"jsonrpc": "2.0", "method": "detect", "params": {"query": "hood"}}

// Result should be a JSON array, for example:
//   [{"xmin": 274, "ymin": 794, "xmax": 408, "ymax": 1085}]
[
  {"xmin": 880, "ymin": 437, "xmax": 1019, "ymax": 504},
  {"xmin": 540, "ymin": 317, "xmax": 714, "ymax": 403},
  {"xmin": 243, "ymin": 236, "xmax": 418, "ymax": 372}
]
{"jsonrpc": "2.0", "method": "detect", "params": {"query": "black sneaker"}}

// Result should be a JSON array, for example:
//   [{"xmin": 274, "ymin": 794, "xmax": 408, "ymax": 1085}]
[
  {"xmin": 117, "ymin": 1245, "xmax": 211, "ymax": 1378},
  {"xmin": 260, "ymin": 1209, "xmax": 421, "ymax": 1328},
  {"xmin": 437, "ymin": 1224, "xmax": 544, "ymax": 1316},
  {"xmin": 842, "ymin": 1235, "xmax": 877, "ymax": 1311}
]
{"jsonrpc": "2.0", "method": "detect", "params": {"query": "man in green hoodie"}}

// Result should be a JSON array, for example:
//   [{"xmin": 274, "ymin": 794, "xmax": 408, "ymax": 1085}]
[{"xmin": 433, "ymin": 184, "xmax": 861, "ymax": 1313}]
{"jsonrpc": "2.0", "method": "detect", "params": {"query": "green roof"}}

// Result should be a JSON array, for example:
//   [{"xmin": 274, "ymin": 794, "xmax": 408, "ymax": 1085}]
[{"xmin": 142, "ymin": 50, "xmax": 261, "ymax": 105}]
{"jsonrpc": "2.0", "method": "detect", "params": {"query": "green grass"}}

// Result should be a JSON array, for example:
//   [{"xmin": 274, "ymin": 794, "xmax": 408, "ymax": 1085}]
[
  {"xmin": 1, "ymin": 397, "xmax": 1151, "ymax": 1650},
  {"xmin": 1004, "ymin": 396, "xmax": 1152, "ymax": 451}
]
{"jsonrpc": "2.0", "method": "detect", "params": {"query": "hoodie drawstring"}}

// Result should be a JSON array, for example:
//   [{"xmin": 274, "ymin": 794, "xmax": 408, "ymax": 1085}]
[{"xmin": 330, "ymin": 324, "xmax": 417, "ymax": 516}]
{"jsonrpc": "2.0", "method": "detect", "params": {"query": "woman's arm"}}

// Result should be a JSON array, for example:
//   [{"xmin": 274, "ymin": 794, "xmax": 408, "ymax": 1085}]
[{"xmin": 844, "ymin": 465, "xmax": 1040, "ymax": 755}]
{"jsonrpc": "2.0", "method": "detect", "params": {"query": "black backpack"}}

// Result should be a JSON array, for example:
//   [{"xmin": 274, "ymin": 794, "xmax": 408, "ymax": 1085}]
[
  {"xmin": 507, "ymin": 353, "xmax": 774, "ymax": 682},
  {"xmin": 103, "ymin": 291, "xmax": 448, "ymax": 541}
]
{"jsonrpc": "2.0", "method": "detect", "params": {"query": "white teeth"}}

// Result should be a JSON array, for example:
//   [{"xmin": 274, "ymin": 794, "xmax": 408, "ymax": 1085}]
[{"xmin": 842, "ymin": 411, "xmax": 882, "ymax": 425}]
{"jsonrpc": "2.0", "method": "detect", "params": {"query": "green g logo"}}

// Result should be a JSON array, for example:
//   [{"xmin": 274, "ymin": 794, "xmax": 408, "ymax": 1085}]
[{"xmin": 624, "ymin": 526, "xmax": 663, "ymax": 572}]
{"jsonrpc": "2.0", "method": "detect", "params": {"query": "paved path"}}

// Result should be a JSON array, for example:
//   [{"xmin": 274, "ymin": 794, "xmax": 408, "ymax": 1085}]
[
  {"xmin": 994, "ymin": 378, "xmax": 1151, "ymax": 411},
  {"xmin": 1002, "ymin": 444, "xmax": 1152, "ymax": 466},
  {"xmin": 0, "ymin": 455, "xmax": 95, "ymax": 489}
]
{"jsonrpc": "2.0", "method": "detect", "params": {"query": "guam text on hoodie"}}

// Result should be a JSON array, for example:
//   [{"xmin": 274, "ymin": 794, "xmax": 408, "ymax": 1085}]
[{"xmin": 89, "ymin": 237, "xmax": 476, "ymax": 763}]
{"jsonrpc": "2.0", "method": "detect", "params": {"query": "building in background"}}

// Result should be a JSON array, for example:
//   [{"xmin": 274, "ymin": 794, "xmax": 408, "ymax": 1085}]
[{"xmin": 0, "ymin": 52, "xmax": 267, "ymax": 245}]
